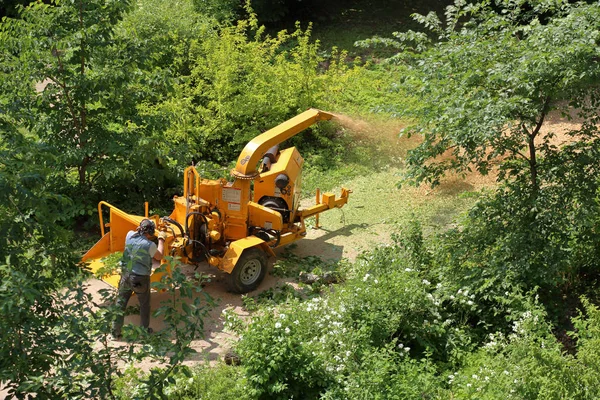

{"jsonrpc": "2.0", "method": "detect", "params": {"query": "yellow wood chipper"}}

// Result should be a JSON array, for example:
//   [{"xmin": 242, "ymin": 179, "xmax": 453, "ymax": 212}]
[{"xmin": 82, "ymin": 108, "xmax": 351, "ymax": 293}]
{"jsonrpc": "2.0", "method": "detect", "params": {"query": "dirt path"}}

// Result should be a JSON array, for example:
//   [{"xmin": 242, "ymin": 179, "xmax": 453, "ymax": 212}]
[{"xmin": 83, "ymin": 220, "xmax": 373, "ymax": 368}]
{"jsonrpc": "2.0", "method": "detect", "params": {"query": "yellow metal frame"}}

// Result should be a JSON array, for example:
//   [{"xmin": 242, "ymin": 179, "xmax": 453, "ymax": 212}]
[
  {"xmin": 232, "ymin": 109, "xmax": 333, "ymax": 179},
  {"xmin": 220, "ymin": 236, "xmax": 276, "ymax": 273},
  {"xmin": 81, "ymin": 108, "xmax": 349, "ymax": 289},
  {"xmin": 82, "ymin": 202, "xmax": 170, "ymax": 288}
]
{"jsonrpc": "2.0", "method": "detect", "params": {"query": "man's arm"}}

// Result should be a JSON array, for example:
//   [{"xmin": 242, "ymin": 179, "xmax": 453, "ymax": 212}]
[{"xmin": 153, "ymin": 238, "xmax": 165, "ymax": 260}]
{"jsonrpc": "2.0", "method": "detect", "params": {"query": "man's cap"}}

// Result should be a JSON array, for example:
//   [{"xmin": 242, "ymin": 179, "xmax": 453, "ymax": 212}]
[{"xmin": 139, "ymin": 219, "xmax": 156, "ymax": 235}]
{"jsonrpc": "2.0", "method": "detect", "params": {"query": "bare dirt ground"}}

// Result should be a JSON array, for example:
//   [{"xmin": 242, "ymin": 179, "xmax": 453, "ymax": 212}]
[
  {"xmin": 83, "ymin": 108, "xmax": 585, "ymax": 371},
  {"xmin": 84, "ymin": 228, "xmax": 357, "ymax": 368}
]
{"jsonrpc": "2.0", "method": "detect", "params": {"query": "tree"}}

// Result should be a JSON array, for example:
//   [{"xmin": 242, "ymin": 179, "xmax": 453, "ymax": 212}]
[
  {"xmin": 358, "ymin": 0, "xmax": 600, "ymax": 191},
  {"xmin": 355, "ymin": 0, "xmax": 600, "ymax": 324},
  {"xmin": 160, "ymin": 14, "xmax": 337, "ymax": 164},
  {"xmin": 0, "ymin": 0, "xmax": 179, "ymax": 218}
]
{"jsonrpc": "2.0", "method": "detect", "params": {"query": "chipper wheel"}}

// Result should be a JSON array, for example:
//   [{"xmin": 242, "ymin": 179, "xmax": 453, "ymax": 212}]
[{"xmin": 228, "ymin": 248, "xmax": 268, "ymax": 294}]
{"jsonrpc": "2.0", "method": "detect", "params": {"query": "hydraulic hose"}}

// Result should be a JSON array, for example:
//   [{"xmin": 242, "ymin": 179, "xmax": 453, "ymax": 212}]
[
  {"xmin": 267, "ymin": 229, "xmax": 281, "ymax": 248},
  {"xmin": 185, "ymin": 212, "xmax": 208, "ymax": 237},
  {"xmin": 252, "ymin": 227, "xmax": 281, "ymax": 248},
  {"xmin": 185, "ymin": 239, "xmax": 210, "ymax": 263},
  {"xmin": 185, "ymin": 212, "xmax": 211, "ymax": 262},
  {"xmin": 163, "ymin": 217, "xmax": 185, "ymax": 237},
  {"xmin": 167, "ymin": 226, "xmax": 176, "ymax": 238}
]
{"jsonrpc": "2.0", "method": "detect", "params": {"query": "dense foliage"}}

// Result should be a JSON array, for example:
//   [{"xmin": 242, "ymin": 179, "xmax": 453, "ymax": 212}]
[
  {"xmin": 161, "ymin": 233, "xmax": 600, "ymax": 399},
  {"xmin": 3, "ymin": 0, "xmax": 600, "ymax": 398},
  {"xmin": 357, "ymin": 0, "xmax": 600, "ymax": 322}
]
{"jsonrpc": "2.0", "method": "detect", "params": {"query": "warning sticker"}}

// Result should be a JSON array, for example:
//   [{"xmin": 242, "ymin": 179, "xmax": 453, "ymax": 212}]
[
  {"xmin": 264, "ymin": 221, "xmax": 272, "ymax": 230},
  {"xmin": 222, "ymin": 187, "xmax": 241, "ymax": 203},
  {"xmin": 228, "ymin": 203, "xmax": 241, "ymax": 211}
]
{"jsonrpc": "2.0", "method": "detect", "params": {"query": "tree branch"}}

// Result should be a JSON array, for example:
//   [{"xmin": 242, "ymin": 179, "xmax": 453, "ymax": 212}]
[
  {"xmin": 530, "ymin": 98, "xmax": 549, "ymax": 140},
  {"xmin": 511, "ymin": 149, "xmax": 529, "ymax": 160},
  {"xmin": 47, "ymin": 64, "xmax": 81, "ymax": 136},
  {"xmin": 78, "ymin": 0, "xmax": 87, "ymax": 132}
]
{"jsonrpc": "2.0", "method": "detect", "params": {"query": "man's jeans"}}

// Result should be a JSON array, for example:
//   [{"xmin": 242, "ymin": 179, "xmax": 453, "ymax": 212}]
[{"xmin": 112, "ymin": 272, "xmax": 151, "ymax": 336}]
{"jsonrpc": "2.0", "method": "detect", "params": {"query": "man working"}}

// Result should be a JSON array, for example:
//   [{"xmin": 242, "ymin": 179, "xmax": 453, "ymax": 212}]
[{"xmin": 112, "ymin": 219, "xmax": 166, "ymax": 338}]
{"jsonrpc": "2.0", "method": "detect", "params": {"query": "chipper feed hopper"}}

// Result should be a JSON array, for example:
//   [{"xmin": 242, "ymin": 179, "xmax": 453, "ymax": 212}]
[{"xmin": 82, "ymin": 108, "xmax": 351, "ymax": 293}]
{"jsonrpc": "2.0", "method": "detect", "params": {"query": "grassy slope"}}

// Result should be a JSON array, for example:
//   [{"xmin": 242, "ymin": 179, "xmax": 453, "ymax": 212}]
[{"xmin": 297, "ymin": 114, "xmax": 496, "ymax": 261}]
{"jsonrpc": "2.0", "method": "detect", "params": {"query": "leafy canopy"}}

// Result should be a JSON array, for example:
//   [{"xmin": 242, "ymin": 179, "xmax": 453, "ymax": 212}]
[{"xmin": 359, "ymin": 0, "xmax": 600, "ymax": 189}]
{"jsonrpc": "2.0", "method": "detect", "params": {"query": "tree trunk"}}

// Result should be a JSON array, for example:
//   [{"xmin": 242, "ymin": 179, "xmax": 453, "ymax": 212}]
[
  {"xmin": 527, "ymin": 105, "xmax": 548, "ymax": 194},
  {"xmin": 528, "ymin": 132, "xmax": 538, "ymax": 193},
  {"xmin": 78, "ymin": 156, "xmax": 90, "ymax": 186}
]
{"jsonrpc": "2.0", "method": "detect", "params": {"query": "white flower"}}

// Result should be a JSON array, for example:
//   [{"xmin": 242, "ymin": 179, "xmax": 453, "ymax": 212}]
[
  {"xmin": 279, "ymin": 313, "xmax": 286, "ymax": 319},
  {"xmin": 467, "ymin": 300, "xmax": 474, "ymax": 306},
  {"xmin": 398, "ymin": 343, "xmax": 404, "ymax": 349},
  {"xmin": 404, "ymin": 347, "xmax": 410, "ymax": 352},
  {"xmin": 284, "ymin": 327, "xmax": 290, "ymax": 334},
  {"xmin": 294, "ymin": 320, "xmax": 299, "ymax": 325},
  {"xmin": 363, "ymin": 273, "xmax": 370, "ymax": 282},
  {"xmin": 422, "ymin": 279, "xmax": 430, "ymax": 285},
  {"xmin": 275, "ymin": 322, "xmax": 282, "ymax": 329},
  {"xmin": 405, "ymin": 268, "xmax": 413, "ymax": 272}
]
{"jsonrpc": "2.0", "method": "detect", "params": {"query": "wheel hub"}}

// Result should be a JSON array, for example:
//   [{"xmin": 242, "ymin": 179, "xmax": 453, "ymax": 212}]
[{"xmin": 240, "ymin": 259, "xmax": 262, "ymax": 285}]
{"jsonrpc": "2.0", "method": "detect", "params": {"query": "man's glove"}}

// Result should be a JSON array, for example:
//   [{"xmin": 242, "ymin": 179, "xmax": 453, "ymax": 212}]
[{"xmin": 157, "ymin": 231, "xmax": 168, "ymax": 241}]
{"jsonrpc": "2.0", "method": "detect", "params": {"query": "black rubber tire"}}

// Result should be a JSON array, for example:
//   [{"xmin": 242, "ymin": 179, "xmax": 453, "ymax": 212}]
[{"xmin": 228, "ymin": 248, "xmax": 268, "ymax": 294}]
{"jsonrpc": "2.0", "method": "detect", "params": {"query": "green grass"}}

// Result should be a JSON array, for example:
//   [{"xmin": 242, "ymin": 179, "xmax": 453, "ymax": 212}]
[
  {"xmin": 307, "ymin": 166, "xmax": 481, "ymax": 242},
  {"xmin": 299, "ymin": 111, "xmax": 489, "ymax": 257},
  {"xmin": 296, "ymin": 115, "xmax": 489, "ymax": 265}
]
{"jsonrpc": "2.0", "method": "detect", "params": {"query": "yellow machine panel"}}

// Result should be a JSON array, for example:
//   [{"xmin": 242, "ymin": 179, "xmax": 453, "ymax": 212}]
[
  {"xmin": 253, "ymin": 147, "xmax": 303, "ymax": 207},
  {"xmin": 248, "ymin": 202, "xmax": 284, "ymax": 231}
]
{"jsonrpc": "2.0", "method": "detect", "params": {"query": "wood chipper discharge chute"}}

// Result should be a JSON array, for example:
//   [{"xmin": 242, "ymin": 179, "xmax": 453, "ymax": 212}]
[{"xmin": 82, "ymin": 108, "xmax": 351, "ymax": 293}]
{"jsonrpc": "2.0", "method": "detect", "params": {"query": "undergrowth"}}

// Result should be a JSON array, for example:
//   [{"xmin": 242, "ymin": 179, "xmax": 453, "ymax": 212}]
[{"xmin": 144, "ymin": 219, "xmax": 600, "ymax": 399}]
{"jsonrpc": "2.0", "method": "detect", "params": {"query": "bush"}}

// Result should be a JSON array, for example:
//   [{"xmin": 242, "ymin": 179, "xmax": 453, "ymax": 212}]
[
  {"xmin": 159, "ymin": 14, "xmax": 353, "ymax": 166},
  {"xmin": 447, "ymin": 300, "xmax": 600, "ymax": 399},
  {"xmin": 427, "ymin": 172, "xmax": 600, "ymax": 331},
  {"xmin": 232, "ymin": 223, "xmax": 600, "ymax": 399},
  {"xmin": 115, "ymin": 363, "xmax": 250, "ymax": 400},
  {"xmin": 235, "ymin": 228, "xmax": 476, "ymax": 398}
]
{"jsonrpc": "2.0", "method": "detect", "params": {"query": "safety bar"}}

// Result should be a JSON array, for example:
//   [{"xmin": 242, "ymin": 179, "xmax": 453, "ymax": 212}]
[
  {"xmin": 183, "ymin": 166, "xmax": 201, "ymax": 199},
  {"xmin": 97, "ymin": 201, "xmax": 156, "ymax": 237}
]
